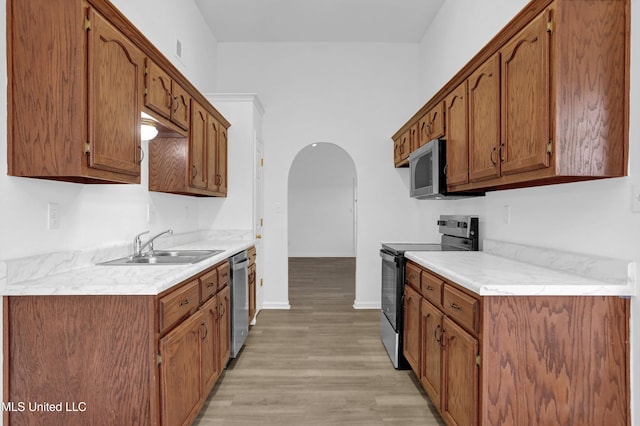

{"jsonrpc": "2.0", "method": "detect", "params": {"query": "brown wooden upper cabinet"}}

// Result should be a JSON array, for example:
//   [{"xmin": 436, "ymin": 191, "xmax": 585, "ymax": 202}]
[
  {"xmin": 190, "ymin": 101, "xmax": 209, "ymax": 190},
  {"xmin": 393, "ymin": 129, "xmax": 412, "ymax": 167},
  {"xmin": 393, "ymin": 0, "xmax": 629, "ymax": 194},
  {"xmin": 145, "ymin": 59, "xmax": 191, "ymax": 131},
  {"xmin": 468, "ymin": 54, "xmax": 501, "ymax": 183},
  {"xmin": 418, "ymin": 102, "xmax": 446, "ymax": 147},
  {"xmin": 499, "ymin": 9, "xmax": 551, "ymax": 178},
  {"xmin": 444, "ymin": 83, "xmax": 469, "ymax": 187},
  {"xmin": 7, "ymin": 0, "xmax": 230, "ymax": 191},
  {"xmin": 208, "ymin": 119, "xmax": 228, "ymax": 195},
  {"xmin": 8, "ymin": 1, "xmax": 145, "ymax": 183},
  {"xmin": 149, "ymin": 100, "xmax": 228, "ymax": 197},
  {"xmin": 190, "ymin": 100, "xmax": 228, "ymax": 196}
]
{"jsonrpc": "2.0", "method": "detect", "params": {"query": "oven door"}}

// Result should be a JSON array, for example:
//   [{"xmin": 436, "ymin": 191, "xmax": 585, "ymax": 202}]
[{"xmin": 380, "ymin": 249, "xmax": 402, "ymax": 330}]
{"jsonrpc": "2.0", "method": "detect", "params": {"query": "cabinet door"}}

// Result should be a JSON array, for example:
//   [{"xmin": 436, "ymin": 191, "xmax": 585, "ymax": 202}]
[
  {"xmin": 206, "ymin": 115, "xmax": 220, "ymax": 193},
  {"xmin": 444, "ymin": 83, "xmax": 469, "ymax": 186},
  {"xmin": 441, "ymin": 316, "xmax": 479, "ymax": 426},
  {"xmin": 217, "ymin": 125, "xmax": 228, "ymax": 195},
  {"xmin": 171, "ymin": 82, "xmax": 190, "ymax": 130},
  {"xmin": 145, "ymin": 58, "xmax": 172, "ymax": 120},
  {"xmin": 217, "ymin": 284, "xmax": 231, "ymax": 372},
  {"xmin": 403, "ymin": 284, "xmax": 421, "ymax": 374},
  {"xmin": 500, "ymin": 9, "xmax": 551, "ymax": 176},
  {"xmin": 394, "ymin": 130, "xmax": 410, "ymax": 166},
  {"xmin": 419, "ymin": 102, "xmax": 445, "ymax": 146},
  {"xmin": 87, "ymin": 8, "xmax": 144, "ymax": 177},
  {"xmin": 420, "ymin": 299, "xmax": 443, "ymax": 409},
  {"xmin": 468, "ymin": 54, "xmax": 501, "ymax": 183},
  {"xmin": 409, "ymin": 123, "xmax": 419, "ymax": 153},
  {"xmin": 159, "ymin": 311, "xmax": 203, "ymax": 426},
  {"xmin": 200, "ymin": 296, "xmax": 219, "ymax": 397},
  {"xmin": 189, "ymin": 101, "xmax": 208, "ymax": 190}
]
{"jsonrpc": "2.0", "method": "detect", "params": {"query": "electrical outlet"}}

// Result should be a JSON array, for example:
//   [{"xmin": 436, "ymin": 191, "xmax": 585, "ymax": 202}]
[
  {"xmin": 147, "ymin": 203, "xmax": 156, "ymax": 224},
  {"xmin": 503, "ymin": 205, "xmax": 511, "ymax": 225},
  {"xmin": 47, "ymin": 202, "xmax": 60, "ymax": 230},
  {"xmin": 632, "ymin": 185, "xmax": 640, "ymax": 213}
]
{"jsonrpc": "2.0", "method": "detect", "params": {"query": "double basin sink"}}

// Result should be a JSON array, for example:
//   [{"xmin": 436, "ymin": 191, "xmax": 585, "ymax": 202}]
[{"xmin": 99, "ymin": 249, "xmax": 224, "ymax": 266}]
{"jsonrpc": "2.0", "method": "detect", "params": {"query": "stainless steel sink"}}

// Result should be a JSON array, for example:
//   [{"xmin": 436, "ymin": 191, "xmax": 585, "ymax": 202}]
[{"xmin": 98, "ymin": 249, "xmax": 224, "ymax": 266}]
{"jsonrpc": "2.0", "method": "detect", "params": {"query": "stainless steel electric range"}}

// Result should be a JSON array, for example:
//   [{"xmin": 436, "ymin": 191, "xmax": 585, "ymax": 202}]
[{"xmin": 380, "ymin": 215, "xmax": 479, "ymax": 369}]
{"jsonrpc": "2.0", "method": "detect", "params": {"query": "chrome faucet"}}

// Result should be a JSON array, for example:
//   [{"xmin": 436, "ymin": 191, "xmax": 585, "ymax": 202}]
[{"xmin": 133, "ymin": 229, "xmax": 173, "ymax": 257}]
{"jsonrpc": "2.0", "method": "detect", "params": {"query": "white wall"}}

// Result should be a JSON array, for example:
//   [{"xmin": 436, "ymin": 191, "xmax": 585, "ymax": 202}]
[
  {"xmin": 288, "ymin": 143, "xmax": 356, "ymax": 257},
  {"xmin": 216, "ymin": 42, "xmax": 425, "ymax": 308},
  {"xmin": 0, "ymin": 0, "xmax": 220, "ymax": 261},
  {"xmin": 418, "ymin": 1, "xmax": 640, "ymax": 424},
  {"xmin": 111, "ymin": 0, "xmax": 218, "ymax": 94}
]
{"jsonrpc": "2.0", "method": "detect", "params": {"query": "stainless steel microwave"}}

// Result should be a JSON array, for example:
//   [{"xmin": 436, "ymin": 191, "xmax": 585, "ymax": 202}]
[{"xmin": 409, "ymin": 139, "xmax": 484, "ymax": 200}]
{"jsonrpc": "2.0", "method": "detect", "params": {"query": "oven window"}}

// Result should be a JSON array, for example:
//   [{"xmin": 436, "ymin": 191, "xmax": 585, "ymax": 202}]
[
  {"xmin": 381, "ymin": 255, "xmax": 399, "ymax": 330},
  {"xmin": 414, "ymin": 150, "xmax": 433, "ymax": 190}
]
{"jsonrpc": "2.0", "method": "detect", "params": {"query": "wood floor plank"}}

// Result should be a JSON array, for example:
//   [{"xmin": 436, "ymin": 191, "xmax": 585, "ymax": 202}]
[{"xmin": 194, "ymin": 257, "xmax": 444, "ymax": 425}]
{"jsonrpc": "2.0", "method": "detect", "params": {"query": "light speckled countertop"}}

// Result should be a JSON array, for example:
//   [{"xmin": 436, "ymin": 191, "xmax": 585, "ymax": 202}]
[
  {"xmin": 0, "ymin": 230, "xmax": 254, "ymax": 296},
  {"xmin": 405, "ymin": 240, "xmax": 636, "ymax": 297}
]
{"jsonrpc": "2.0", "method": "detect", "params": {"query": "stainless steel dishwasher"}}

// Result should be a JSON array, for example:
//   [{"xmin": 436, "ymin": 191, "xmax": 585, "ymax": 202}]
[{"xmin": 229, "ymin": 250, "xmax": 249, "ymax": 358}]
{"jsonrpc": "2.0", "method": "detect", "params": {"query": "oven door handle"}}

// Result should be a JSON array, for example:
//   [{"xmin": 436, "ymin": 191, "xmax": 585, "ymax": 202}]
[{"xmin": 379, "ymin": 250, "xmax": 398, "ymax": 263}]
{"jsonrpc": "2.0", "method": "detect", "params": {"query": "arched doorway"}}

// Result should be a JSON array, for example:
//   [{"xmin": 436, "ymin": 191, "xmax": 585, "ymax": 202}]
[{"xmin": 287, "ymin": 143, "xmax": 358, "ymax": 307}]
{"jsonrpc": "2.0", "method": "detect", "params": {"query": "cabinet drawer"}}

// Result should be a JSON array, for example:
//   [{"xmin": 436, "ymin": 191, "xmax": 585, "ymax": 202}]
[
  {"xmin": 159, "ymin": 280, "xmax": 200, "ymax": 334},
  {"xmin": 443, "ymin": 285, "xmax": 479, "ymax": 335},
  {"xmin": 248, "ymin": 246, "xmax": 256, "ymax": 266},
  {"xmin": 421, "ymin": 271, "xmax": 443, "ymax": 307},
  {"xmin": 199, "ymin": 268, "xmax": 218, "ymax": 303},
  {"xmin": 217, "ymin": 261, "xmax": 230, "ymax": 289},
  {"xmin": 405, "ymin": 262, "xmax": 421, "ymax": 291}
]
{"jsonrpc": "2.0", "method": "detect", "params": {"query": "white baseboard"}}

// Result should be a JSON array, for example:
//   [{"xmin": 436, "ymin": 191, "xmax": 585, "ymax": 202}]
[
  {"xmin": 261, "ymin": 301, "xmax": 291, "ymax": 310},
  {"xmin": 353, "ymin": 300, "xmax": 380, "ymax": 309}
]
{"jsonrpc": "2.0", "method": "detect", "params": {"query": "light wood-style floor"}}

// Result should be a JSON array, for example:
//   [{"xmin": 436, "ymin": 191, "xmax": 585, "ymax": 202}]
[{"xmin": 194, "ymin": 257, "xmax": 445, "ymax": 425}]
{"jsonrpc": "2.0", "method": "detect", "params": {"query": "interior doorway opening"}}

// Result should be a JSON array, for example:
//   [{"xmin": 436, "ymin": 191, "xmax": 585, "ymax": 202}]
[{"xmin": 287, "ymin": 142, "xmax": 357, "ymax": 307}]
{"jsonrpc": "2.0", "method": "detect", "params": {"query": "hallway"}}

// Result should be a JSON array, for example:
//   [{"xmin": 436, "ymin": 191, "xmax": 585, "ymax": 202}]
[{"xmin": 194, "ymin": 257, "xmax": 444, "ymax": 425}]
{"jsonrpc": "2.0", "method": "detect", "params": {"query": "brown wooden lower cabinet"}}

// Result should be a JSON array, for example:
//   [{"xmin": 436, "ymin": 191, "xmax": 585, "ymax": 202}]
[
  {"xmin": 403, "ymin": 284, "xmax": 421, "ymax": 373},
  {"xmin": 404, "ymin": 261, "xmax": 630, "ymax": 426},
  {"xmin": 159, "ymin": 310, "xmax": 204, "ymax": 426},
  {"xmin": 3, "ymin": 260, "xmax": 232, "ymax": 426}
]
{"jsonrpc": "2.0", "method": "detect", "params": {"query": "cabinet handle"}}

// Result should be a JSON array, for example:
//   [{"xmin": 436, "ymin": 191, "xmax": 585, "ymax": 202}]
[
  {"xmin": 450, "ymin": 302, "xmax": 462, "ymax": 311},
  {"xmin": 219, "ymin": 303, "xmax": 226, "ymax": 318},
  {"xmin": 201, "ymin": 322, "xmax": 208, "ymax": 341},
  {"xmin": 137, "ymin": 145, "xmax": 144, "ymax": 165},
  {"xmin": 490, "ymin": 146, "xmax": 497, "ymax": 167},
  {"xmin": 192, "ymin": 165, "xmax": 198, "ymax": 179},
  {"xmin": 207, "ymin": 282, "xmax": 215, "ymax": 288},
  {"xmin": 435, "ymin": 325, "xmax": 446, "ymax": 348},
  {"xmin": 499, "ymin": 143, "xmax": 505, "ymax": 163},
  {"xmin": 173, "ymin": 96, "xmax": 180, "ymax": 113},
  {"xmin": 179, "ymin": 298, "xmax": 190, "ymax": 307},
  {"xmin": 425, "ymin": 285, "xmax": 434, "ymax": 291}
]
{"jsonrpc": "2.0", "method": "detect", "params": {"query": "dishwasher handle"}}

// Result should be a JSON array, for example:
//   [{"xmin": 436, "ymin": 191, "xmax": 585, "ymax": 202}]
[{"xmin": 231, "ymin": 258, "xmax": 249, "ymax": 271}]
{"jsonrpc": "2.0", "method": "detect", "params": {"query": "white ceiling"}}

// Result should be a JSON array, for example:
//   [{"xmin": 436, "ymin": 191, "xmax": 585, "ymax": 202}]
[{"xmin": 194, "ymin": 0, "xmax": 446, "ymax": 43}]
